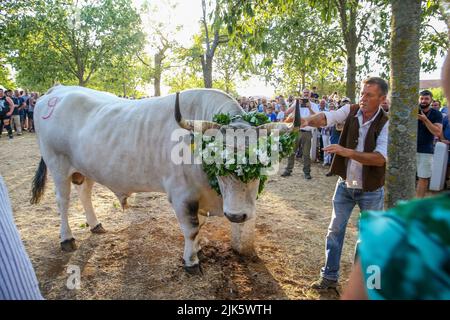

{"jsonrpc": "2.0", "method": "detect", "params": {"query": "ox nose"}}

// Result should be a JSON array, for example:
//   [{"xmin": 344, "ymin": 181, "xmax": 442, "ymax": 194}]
[{"xmin": 224, "ymin": 212, "xmax": 247, "ymax": 223}]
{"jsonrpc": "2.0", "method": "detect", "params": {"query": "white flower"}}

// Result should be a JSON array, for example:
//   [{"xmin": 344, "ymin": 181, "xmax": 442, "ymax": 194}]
[
  {"xmin": 202, "ymin": 149, "xmax": 211, "ymax": 158},
  {"xmin": 271, "ymin": 143, "xmax": 279, "ymax": 151},
  {"xmin": 241, "ymin": 156, "xmax": 247, "ymax": 164},
  {"xmin": 235, "ymin": 166, "xmax": 244, "ymax": 176},
  {"xmin": 259, "ymin": 153, "xmax": 270, "ymax": 166},
  {"xmin": 225, "ymin": 158, "xmax": 235, "ymax": 165}
]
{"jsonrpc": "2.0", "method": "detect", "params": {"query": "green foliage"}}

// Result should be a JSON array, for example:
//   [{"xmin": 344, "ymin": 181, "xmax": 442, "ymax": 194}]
[
  {"xmin": 241, "ymin": 111, "xmax": 271, "ymax": 126},
  {"xmin": 429, "ymin": 87, "xmax": 448, "ymax": 107},
  {"xmin": 219, "ymin": 0, "xmax": 346, "ymax": 94},
  {"xmin": 3, "ymin": 0, "xmax": 146, "ymax": 91},
  {"xmin": 0, "ymin": 54, "xmax": 15, "ymax": 89},
  {"xmin": 201, "ymin": 112, "xmax": 297, "ymax": 195},
  {"xmin": 212, "ymin": 113, "xmax": 232, "ymax": 124}
]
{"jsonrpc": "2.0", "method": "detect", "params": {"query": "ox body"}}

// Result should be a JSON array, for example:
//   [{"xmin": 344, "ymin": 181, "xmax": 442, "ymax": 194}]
[{"xmin": 31, "ymin": 85, "xmax": 264, "ymax": 273}]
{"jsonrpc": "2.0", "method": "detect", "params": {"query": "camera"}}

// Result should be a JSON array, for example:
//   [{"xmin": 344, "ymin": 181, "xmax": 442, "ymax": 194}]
[{"xmin": 301, "ymin": 98, "xmax": 309, "ymax": 107}]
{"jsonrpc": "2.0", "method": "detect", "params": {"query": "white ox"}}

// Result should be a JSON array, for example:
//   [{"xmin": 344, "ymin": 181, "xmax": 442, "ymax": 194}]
[{"xmin": 31, "ymin": 85, "xmax": 295, "ymax": 273}]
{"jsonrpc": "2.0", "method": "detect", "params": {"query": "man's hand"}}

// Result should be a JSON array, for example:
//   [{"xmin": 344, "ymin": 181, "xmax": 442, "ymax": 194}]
[
  {"xmin": 284, "ymin": 114, "xmax": 308, "ymax": 127},
  {"xmin": 323, "ymin": 144, "xmax": 352, "ymax": 157},
  {"xmin": 418, "ymin": 109, "xmax": 443, "ymax": 136},
  {"xmin": 300, "ymin": 117, "xmax": 309, "ymax": 127},
  {"xmin": 417, "ymin": 110, "xmax": 428, "ymax": 122}
]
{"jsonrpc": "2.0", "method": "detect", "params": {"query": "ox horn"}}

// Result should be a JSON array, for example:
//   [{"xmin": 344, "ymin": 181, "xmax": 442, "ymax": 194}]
[
  {"xmin": 257, "ymin": 99, "xmax": 301, "ymax": 133},
  {"xmin": 174, "ymin": 92, "xmax": 221, "ymax": 132}
]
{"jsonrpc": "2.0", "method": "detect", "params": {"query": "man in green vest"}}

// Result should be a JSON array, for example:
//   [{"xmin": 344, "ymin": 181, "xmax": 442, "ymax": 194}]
[{"xmin": 299, "ymin": 77, "xmax": 389, "ymax": 290}]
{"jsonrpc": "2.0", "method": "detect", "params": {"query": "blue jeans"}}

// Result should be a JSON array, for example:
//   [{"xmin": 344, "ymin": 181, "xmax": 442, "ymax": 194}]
[{"xmin": 320, "ymin": 179, "xmax": 384, "ymax": 281}]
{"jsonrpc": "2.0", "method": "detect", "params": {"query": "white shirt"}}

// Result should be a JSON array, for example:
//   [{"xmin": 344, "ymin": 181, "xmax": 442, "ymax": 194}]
[
  {"xmin": 323, "ymin": 104, "xmax": 389, "ymax": 189},
  {"xmin": 289, "ymin": 101, "xmax": 321, "ymax": 131},
  {"xmin": 276, "ymin": 111, "xmax": 285, "ymax": 121}
]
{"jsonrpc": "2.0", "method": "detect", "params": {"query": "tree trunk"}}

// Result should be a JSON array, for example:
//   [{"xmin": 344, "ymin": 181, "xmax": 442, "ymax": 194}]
[
  {"xmin": 154, "ymin": 53, "xmax": 163, "ymax": 96},
  {"xmin": 78, "ymin": 78, "xmax": 86, "ymax": 87},
  {"xmin": 386, "ymin": 0, "xmax": 421, "ymax": 208},
  {"xmin": 202, "ymin": 54, "xmax": 213, "ymax": 88},
  {"xmin": 344, "ymin": 5, "xmax": 358, "ymax": 103},
  {"xmin": 345, "ymin": 41, "xmax": 357, "ymax": 102},
  {"xmin": 301, "ymin": 72, "xmax": 306, "ymax": 92}
]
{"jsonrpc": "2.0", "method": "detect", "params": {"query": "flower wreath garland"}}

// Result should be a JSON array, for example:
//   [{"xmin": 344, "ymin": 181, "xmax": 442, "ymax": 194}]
[{"xmin": 198, "ymin": 111, "xmax": 298, "ymax": 196}]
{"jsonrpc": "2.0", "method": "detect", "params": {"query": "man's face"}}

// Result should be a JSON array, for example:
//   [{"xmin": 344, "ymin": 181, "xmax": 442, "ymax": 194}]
[
  {"xmin": 381, "ymin": 100, "xmax": 390, "ymax": 112},
  {"xmin": 319, "ymin": 100, "xmax": 326, "ymax": 108},
  {"xmin": 302, "ymin": 90, "xmax": 311, "ymax": 99},
  {"xmin": 0, "ymin": 90, "xmax": 3, "ymax": 97},
  {"xmin": 14, "ymin": 90, "xmax": 19, "ymax": 97},
  {"xmin": 419, "ymin": 95, "xmax": 432, "ymax": 109},
  {"xmin": 359, "ymin": 84, "xmax": 386, "ymax": 114},
  {"xmin": 431, "ymin": 101, "xmax": 440, "ymax": 110}
]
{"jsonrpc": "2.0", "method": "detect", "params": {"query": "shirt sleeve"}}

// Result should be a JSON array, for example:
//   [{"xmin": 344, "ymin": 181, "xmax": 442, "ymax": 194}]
[
  {"xmin": 323, "ymin": 104, "xmax": 351, "ymax": 126},
  {"xmin": 311, "ymin": 103, "xmax": 321, "ymax": 113},
  {"xmin": 374, "ymin": 121, "xmax": 389, "ymax": 160},
  {"xmin": 0, "ymin": 176, "xmax": 44, "ymax": 300}
]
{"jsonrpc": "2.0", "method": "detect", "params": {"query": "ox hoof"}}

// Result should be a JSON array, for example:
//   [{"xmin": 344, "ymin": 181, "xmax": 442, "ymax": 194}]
[
  {"xmin": 61, "ymin": 238, "xmax": 77, "ymax": 252},
  {"xmin": 184, "ymin": 263, "xmax": 203, "ymax": 276},
  {"xmin": 90, "ymin": 223, "xmax": 107, "ymax": 234}
]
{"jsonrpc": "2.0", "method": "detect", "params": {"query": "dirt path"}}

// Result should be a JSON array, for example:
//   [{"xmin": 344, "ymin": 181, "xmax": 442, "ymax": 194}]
[{"xmin": 1, "ymin": 133, "xmax": 361, "ymax": 299}]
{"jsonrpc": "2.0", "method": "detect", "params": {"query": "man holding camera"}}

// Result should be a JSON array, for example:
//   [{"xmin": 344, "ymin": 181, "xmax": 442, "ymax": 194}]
[
  {"xmin": 416, "ymin": 90, "xmax": 443, "ymax": 198},
  {"xmin": 282, "ymin": 88, "xmax": 320, "ymax": 179}
]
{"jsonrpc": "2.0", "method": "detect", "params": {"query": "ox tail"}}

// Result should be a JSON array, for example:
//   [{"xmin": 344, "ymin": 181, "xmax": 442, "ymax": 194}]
[{"xmin": 30, "ymin": 157, "xmax": 47, "ymax": 204}]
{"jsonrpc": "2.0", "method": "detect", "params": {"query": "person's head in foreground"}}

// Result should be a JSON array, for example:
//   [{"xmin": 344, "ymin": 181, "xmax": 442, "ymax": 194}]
[{"xmin": 341, "ymin": 193, "xmax": 450, "ymax": 300}]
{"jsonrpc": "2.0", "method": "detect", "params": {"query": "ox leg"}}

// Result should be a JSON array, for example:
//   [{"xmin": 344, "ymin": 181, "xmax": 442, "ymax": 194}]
[
  {"xmin": 54, "ymin": 177, "xmax": 77, "ymax": 252},
  {"xmin": 231, "ymin": 218, "xmax": 256, "ymax": 256},
  {"xmin": 75, "ymin": 178, "xmax": 106, "ymax": 234},
  {"xmin": 195, "ymin": 213, "xmax": 207, "ymax": 258},
  {"xmin": 174, "ymin": 201, "xmax": 202, "ymax": 275}
]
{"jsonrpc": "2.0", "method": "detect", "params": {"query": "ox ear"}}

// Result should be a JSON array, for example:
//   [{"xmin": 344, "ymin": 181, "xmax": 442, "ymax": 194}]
[{"xmin": 174, "ymin": 92, "xmax": 221, "ymax": 132}]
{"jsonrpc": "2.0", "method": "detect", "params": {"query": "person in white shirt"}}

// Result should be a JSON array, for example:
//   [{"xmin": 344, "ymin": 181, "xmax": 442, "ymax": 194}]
[
  {"xmin": 276, "ymin": 105, "xmax": 286, "ymax": 122},
  {"xmin": 297, "ymin": 77, "xmax": 389, "ymax": 289},
  {"xmin": 281, "ymin": 88, "xmax": 321, "ymax": 179}
]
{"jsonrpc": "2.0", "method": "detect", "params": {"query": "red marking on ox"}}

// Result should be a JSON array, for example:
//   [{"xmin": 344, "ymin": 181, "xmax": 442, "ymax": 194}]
[{"xmin": 42, "ymin": 97, "xmax": 60, "ymax": 120}]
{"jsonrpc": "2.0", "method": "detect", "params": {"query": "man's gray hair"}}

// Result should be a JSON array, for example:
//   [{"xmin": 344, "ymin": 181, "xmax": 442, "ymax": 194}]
[{"xmin": 362, "ymin": 77, "xmax": 389, "ymax": 96}]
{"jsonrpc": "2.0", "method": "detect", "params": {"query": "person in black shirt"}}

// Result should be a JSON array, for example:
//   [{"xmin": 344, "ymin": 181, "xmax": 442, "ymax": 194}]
[
  {"xmin": 11, "ymin": 90, "xmax": 23, "ymax": 136},
  {"xmin": 0, "ymin": 88, "xmax": 15, "ymax": 139},
  {"xmin": 416, "ymin": 90, "xmax": 443, "ymax": 197}
]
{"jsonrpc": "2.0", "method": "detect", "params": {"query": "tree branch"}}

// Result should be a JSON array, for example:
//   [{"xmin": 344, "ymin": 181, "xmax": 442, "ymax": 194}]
[
  {"xmin": 357, "ymin": 11, "xmax": 371, "ymax": 43},
  {"xmin": 202, "ymin": 0, "xmax": 211, "ymax": 54},
  {"xmin": 337, "ymin": 0, "xmax": 349, "ymax": 44},
  {"xmin": 136, "ymin": 53, "xmax": 151, "ymax": 67}
]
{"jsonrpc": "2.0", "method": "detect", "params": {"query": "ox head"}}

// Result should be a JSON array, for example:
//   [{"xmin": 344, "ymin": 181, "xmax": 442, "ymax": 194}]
[{"xmin": 174, "ymin": 92, "xmax": 300, "ymax": 224}]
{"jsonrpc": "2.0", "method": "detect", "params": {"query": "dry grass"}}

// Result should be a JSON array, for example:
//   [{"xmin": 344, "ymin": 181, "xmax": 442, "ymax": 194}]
[{"xmin": 1, "ymin": 133, "xmax": 362, "ymax": 300}]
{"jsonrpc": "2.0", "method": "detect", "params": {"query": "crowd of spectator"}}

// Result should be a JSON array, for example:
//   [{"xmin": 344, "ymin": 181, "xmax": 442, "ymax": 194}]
[{"xmin": 0, "ymin": 88, "xmax": 39, "ymax": 139}]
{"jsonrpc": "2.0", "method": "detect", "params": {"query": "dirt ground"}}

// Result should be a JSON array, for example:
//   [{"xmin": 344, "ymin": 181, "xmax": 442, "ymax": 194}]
[{"xmin": 0, "ymin": 132, "xmax": 363, "ymax": 300}]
